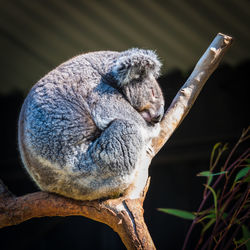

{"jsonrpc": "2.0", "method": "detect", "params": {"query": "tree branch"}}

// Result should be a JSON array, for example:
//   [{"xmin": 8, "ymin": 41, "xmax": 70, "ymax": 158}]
[
  {"xmin": 152, "ymin": 33, "xmax": 233, "ymax": 155},
  {"xmin": 0, "ymin": 33, "xmax": 233, "ymax": 249},
  {"xmin": 0, "ymin": 177, "xmax": 153, "ymax": 250}
]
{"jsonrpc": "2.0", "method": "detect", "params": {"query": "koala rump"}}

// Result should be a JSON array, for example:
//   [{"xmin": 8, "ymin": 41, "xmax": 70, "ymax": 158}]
[{"xmin": 18, "ymin": 48, "xmax": 165, "ymax": 200}]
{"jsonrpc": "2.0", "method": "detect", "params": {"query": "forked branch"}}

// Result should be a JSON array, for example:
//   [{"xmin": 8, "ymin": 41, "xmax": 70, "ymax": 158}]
[{"xmin": 0, "ymin": 33, "xmax": 233, "ymax": 250}]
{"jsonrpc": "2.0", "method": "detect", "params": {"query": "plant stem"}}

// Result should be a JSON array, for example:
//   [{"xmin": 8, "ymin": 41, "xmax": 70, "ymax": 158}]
[{"xmin": 183, "ymin": 129, "xmax": 249, "ymax": 250}]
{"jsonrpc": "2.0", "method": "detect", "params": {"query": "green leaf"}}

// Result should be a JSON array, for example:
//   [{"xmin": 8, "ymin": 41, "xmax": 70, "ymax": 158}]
[
  {"xmin": 197, "ymin": 171, "xmax": 227, "ymax": 186},
  {"xmin": 205, "ymin": 185, "xmax": 217, "ymax": 214},
  {"xmin": 197, "ymin": 171, "xmax": 212, "ymax": 177},
  {"xmin": 211, "ymin": 171, "xmax": 228, "ymax": 176},
  {"xmin": 197, "ymin": 171, "xmax": 227, "ymax": 177},
  {"xmin": 242, "ymin": 225, "xmax": 250, "ymax": 250},
  {"xmin": 209, "ymin": 143, "xmax": 228, "ymax": 170},
  {"xmin": 158, "ymin": 208, "xmax": 195, "ymax": 220},
  {"xmin": 197, "ymin": 213, "xmax": 216, "ymax": 223},
  {"xmin": 207, "ymin": 176, "xmax": 213, "ymax": 186},
  {"xmin": 197, "ymin": 171, "xmax": 213, "ymax": 186},
  {"xmin": 210, "ymin": 143, "xmax": 221, "ymax": 168},
  {"xmin": 235, "ymin": 167, "xmax": 250, "ymax": 182},
  {"xmin": 201, "ymin": 218, "xmax": 216, "ymax": 236},
  {"xmin": 202, "ymin": 213, "xmax": 216, "ymax": 219}
]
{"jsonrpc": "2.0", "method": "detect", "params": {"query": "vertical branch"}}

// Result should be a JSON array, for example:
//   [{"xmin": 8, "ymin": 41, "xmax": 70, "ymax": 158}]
[
  {"xmin": 105, "ymin": 198, "xmax": 155, "ymax": 250},
  {"xmin": 152, "ymin": 33, "xmax": 233, "ymax": 155}
]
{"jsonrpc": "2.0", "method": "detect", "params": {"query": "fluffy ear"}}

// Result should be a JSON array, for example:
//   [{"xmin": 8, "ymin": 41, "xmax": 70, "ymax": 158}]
[{"xmin": 111, "ymin": 48, "xmax": 162, "ymax": 87}]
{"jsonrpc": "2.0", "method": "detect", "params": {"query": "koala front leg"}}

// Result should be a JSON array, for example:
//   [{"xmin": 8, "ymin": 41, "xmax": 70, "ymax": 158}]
[
  {"xmin": 79, "ymin": 119, "xmax": 144, "ymax": 199},
  {"xmin": 89, "ymin": 119, "xmax": 143, "ymax": 175}
]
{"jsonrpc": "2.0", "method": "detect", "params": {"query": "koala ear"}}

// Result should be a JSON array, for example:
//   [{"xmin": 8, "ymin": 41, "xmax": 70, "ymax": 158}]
[{"xmin": 111, "ymin": 48, "xmax": 162, "ymax": 87}]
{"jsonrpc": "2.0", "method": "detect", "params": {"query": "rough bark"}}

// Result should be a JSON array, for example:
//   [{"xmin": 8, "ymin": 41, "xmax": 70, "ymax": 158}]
[
  {"xmin": 0, "ymin": 33, "xmax": 233, "ymax": 249},
  {"xmin": 0, "ymin": 177, "xmax": 153, "ymax": 250}
]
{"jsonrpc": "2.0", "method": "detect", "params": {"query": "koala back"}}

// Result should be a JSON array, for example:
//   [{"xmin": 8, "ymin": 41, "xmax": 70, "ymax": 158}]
[{"xmin": 19, "ymin": 49, "xmax": 163, "ymax": 200}]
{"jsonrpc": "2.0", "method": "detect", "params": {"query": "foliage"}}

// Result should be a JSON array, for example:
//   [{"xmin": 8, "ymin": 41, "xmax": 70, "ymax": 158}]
[{"xmin": 159, "ymin": 127, "xmax": 250, "ymax": 250}]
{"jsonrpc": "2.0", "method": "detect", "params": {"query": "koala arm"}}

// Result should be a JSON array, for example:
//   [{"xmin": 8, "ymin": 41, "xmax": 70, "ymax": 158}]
[{"xmin": 76, "ymin": 118, "xmax": 145, "ymax": 199}]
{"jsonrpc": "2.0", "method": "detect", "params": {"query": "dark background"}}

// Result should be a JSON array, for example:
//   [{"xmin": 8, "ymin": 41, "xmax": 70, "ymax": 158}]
[{"xmin": 0, "ymin": 0, "xmax": 249, "ymax": 249}]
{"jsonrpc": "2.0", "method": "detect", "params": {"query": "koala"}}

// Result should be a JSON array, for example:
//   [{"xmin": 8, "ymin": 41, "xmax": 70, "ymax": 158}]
[{"xmin": 18, "ymin": 48, "xmax": 164, "ymax": 201}]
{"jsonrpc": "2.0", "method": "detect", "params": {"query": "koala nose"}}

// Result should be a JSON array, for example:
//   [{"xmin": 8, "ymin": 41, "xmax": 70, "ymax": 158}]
[
  {"xmin": 151, "ymin": 105, "xmax": 164, "ymax": 124},
  {"xmin": 151, "ymin": 114, "xmax": 162, "ymax": 123}
]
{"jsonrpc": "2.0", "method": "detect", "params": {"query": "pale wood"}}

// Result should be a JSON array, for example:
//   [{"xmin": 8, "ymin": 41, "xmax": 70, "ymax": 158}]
[{"xmin": 152, "ymin": 33, "xmax": 233, "ymax": 155}]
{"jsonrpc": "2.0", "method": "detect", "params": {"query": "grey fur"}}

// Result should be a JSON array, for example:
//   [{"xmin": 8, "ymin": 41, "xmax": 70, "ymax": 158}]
[{"xmin": 18, "ymin": 48, "xmax": 164, "ymax": 200}]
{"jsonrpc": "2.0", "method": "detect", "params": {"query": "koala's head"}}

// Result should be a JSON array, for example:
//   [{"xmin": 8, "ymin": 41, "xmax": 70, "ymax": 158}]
[{"xmin": 111, "ymin": 48, "xmax": 164, "ymax": 124}]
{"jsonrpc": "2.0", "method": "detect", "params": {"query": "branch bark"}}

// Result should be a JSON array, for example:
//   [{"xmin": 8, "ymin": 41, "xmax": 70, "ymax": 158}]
[
  {"xmin": 0, "ymin": 177, "xmax": 153, "ymax": 250},
  {"xmin": 0, "ymin": 33, "xmax": 233, "ymax": 249},
  {"xmin": 152, "ymin": 33, "xmax": 233, "ymax": 155}
]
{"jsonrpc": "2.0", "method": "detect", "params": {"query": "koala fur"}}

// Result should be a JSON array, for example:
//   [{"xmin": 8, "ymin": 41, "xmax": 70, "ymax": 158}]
[{"xmin": 18, "ymin": 48, "xmax": 164, "ymax": 201}]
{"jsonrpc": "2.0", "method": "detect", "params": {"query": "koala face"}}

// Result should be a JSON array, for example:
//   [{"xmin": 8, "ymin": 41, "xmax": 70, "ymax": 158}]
[
  {"xmin": 121, "ymin": 74, "xmax": 164, "ymax": 124},
  {"xmin": 112, "ymin": 48, "xmax": 164, "ymax": 124}
]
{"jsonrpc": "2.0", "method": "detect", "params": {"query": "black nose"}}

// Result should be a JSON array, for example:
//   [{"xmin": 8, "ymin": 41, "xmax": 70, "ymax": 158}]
[
  {"xmin": 151, "ymin": 105, "xmax": 164, "ymax": 124},
  {"xmin": 151, "ymin": 114, "xmax": 162, "ymax": 123}
]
